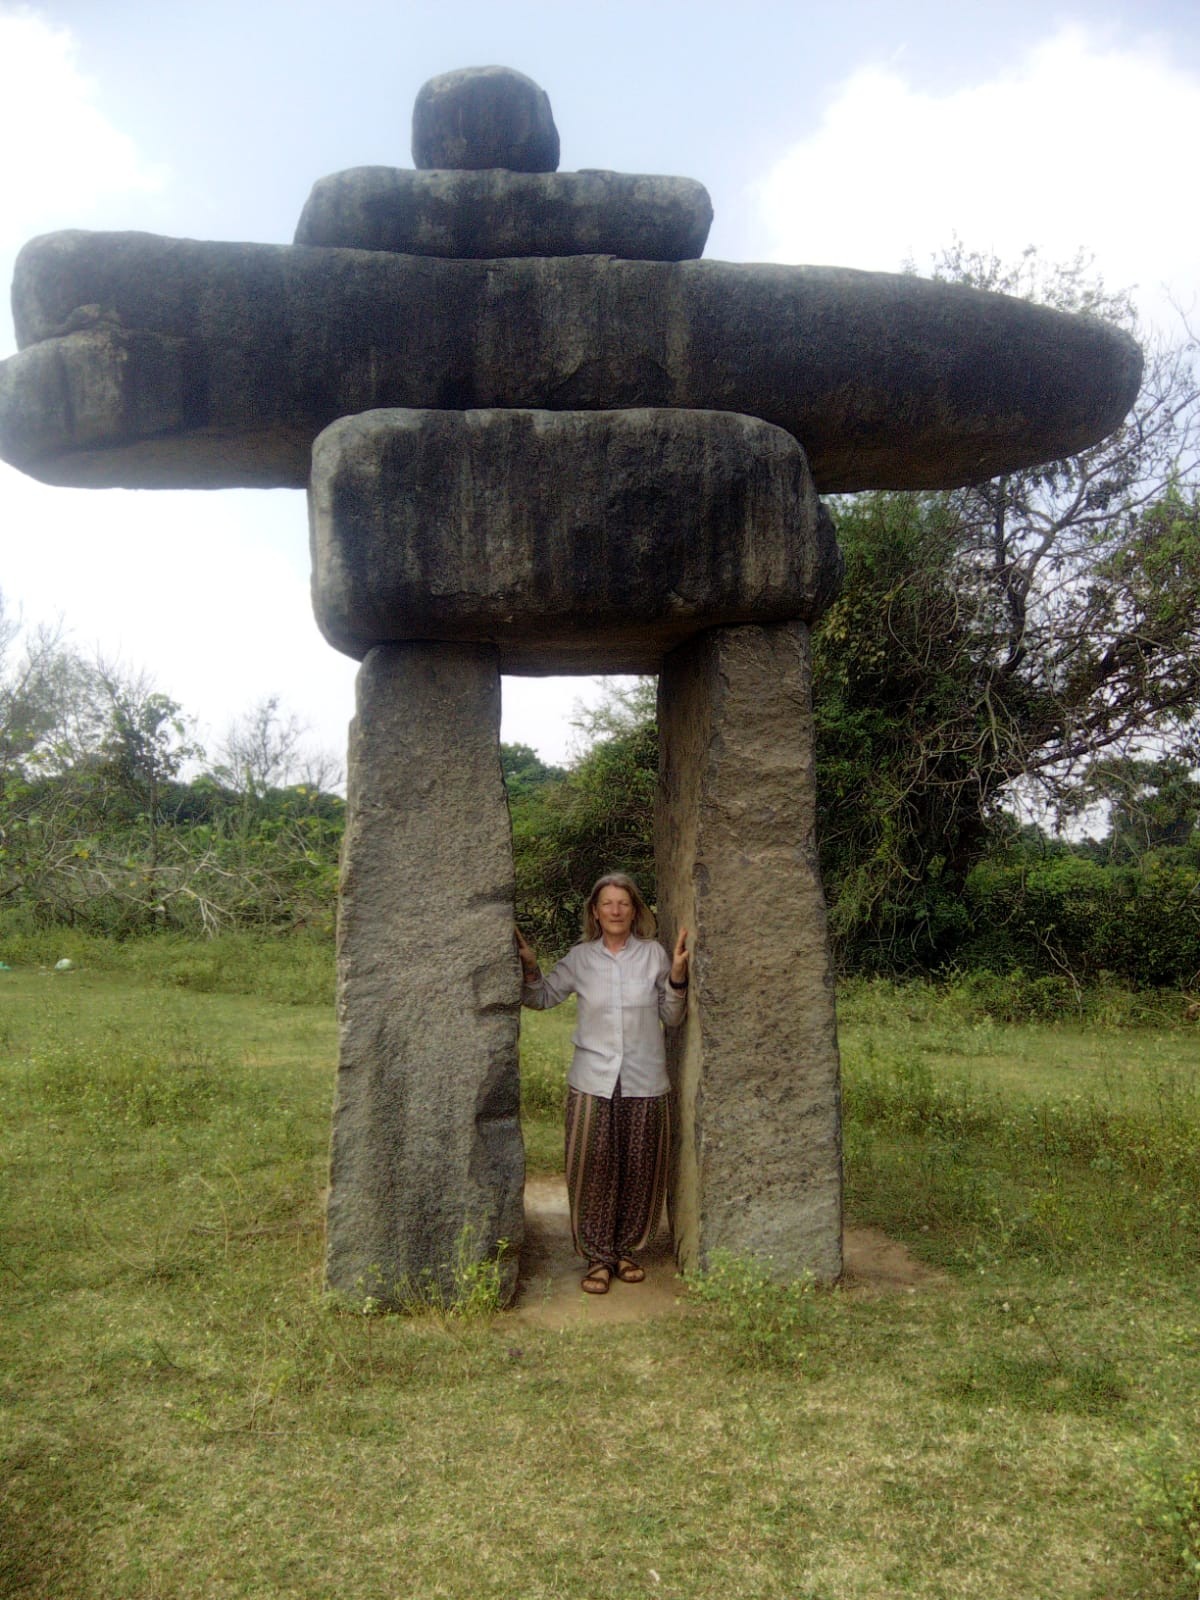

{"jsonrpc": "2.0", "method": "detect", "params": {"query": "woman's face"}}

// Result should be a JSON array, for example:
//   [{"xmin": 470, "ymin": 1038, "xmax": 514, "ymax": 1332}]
[{"xmin": 595, "ymin": 886, "xmax": 635, "ymax": 940}]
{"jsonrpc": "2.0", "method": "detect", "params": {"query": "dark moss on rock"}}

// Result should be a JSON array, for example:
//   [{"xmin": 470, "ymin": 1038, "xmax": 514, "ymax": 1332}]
[
  {"xmin": 411, "ymin": 65, "xmax": 559, "ymax": 172},
  {"xmin": 295, "ymin": 167, "xmax": 712, "ymax": 260},
  {"xmin": 1, "ymin": 232, "xmax": 1143, "ymax": 494},
  {"xmin": 308, "ymin": 406, "xmax": 841, "ymax": 668}
]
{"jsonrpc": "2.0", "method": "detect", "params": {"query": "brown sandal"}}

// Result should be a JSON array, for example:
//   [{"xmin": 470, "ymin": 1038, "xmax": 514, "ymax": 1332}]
[
  {"xmin": 617, "ymin": 1258, "xmax": 646, "ymax": 1283},
  {"xmin": 581, "ymin": 1264, "xmax": 612, "ymax": 1295}
]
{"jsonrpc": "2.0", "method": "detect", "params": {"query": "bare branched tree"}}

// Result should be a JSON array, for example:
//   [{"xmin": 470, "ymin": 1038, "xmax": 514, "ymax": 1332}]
[
  {"xmin": 218, "ymin": 694, "xmax": 305, "ymax": 797},
  {"xmin": 813, "ymin": 246, "xmax": 1200, "ymax": 966}
]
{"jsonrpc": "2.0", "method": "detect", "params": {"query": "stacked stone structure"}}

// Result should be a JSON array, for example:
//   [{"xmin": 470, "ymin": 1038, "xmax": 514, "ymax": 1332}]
[{"xmin": 0, "ymin": 67, "xmax": 1142, "ymax": 1305}]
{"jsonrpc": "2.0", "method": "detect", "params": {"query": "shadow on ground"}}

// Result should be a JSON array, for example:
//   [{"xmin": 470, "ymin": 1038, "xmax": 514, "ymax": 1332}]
[{"xmin": 510, "ymin": 1176, "xmax": 945, "ymax": 1329}]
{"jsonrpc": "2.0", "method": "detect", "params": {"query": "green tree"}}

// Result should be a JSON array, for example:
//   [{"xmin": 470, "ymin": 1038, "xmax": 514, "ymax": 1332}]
[
  {"xmin": 171, "ymin": 696, "xmax": 343, "ymax": 935},
  {"xmin": 0, "ymin": 605, "xmax": 347, "ymax": 936},
  {"xmin": 0, "ymin": 602, "xmax": 112, "ymax": 924},
  {"xmin": 91, "ymin": 666, "xmax": 204, "ymax": 926},
  {"xmin": 812, "ymin": 247, "xmax": 1200, "ymax": 970},
  {"xmin": 500, "ymin": 742, "xmax": 565, "ymax": 800},
  {"xmin": 509, "ymin": 683, "xmax": 657, "ymax": 958},
  {"xmin": 1070, "ymin": 755, "xmax": 1200, "ymax": 864},
  {"xmin": 0, "ymin": 595, "xmax": 101, "ymax": 791}
]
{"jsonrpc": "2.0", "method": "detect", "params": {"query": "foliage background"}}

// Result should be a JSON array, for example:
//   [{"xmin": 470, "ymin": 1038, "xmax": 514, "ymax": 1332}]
[{"xmin": 2, "ymin": 252, "xmax": 1198, "ymax": 990}]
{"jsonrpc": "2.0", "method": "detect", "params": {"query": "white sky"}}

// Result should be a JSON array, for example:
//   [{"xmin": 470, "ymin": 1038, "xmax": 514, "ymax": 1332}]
[{"xmin": 1, "ymin": 0, "xmax": 1197, "ymax": 773}]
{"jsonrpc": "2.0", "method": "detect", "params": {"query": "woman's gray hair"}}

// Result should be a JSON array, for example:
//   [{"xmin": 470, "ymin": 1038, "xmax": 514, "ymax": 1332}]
[{"xmin": 583, "ymin": 872, "xmax": 657, "ymax": 941}]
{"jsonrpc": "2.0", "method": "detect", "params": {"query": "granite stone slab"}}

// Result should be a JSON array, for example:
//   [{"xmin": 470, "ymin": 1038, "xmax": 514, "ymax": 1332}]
[
  {"xmin": 295, "ymin": 167, "xmax": 712, "ymax": 260},
  {"xmin": 412, "ymin": 65, "xmax": 559, "ymax": 172},
  {"xmin": 327, "ymin": 641, "xmax": 523, "ymax": 1307},
  {"xmin": 657, "ymin": 622, "xmax": 842, "ymax": 1282},
  {"xmin": 308, "ymin": 406, "xmax": 840, "ymax": 670},
  {"xmin": 1, "ymin": 231, "xmax": 1143, "ymax": 493}
]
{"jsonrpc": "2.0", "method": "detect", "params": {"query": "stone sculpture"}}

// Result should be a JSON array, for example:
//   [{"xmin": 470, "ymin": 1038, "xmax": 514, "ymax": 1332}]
[{"xmin": 0, "ymin": 67, "xmax": 1141, "ymax": 1305}]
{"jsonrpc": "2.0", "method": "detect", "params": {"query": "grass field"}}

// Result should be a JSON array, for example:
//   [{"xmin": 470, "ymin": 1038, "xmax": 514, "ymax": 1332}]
[{"xmin": 1, "ymin": 946, "xmax": 1198, "ymax": 1599}]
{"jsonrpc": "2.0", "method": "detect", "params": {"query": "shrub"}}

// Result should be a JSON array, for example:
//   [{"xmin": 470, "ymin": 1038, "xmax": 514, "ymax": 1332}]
[
  {"xmin": 684, "ymin": 1249, "xmax": 816, "ymax": 1370},
  {"xmin": 960, "ymin": 856, "xmax": 1200, "ymax": 989}
]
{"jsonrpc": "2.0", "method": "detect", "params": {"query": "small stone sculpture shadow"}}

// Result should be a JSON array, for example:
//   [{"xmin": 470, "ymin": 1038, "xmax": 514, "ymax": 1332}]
[{"xmin": 509, "ymin": 1176, "xmax": 943, "ymax": 1329}]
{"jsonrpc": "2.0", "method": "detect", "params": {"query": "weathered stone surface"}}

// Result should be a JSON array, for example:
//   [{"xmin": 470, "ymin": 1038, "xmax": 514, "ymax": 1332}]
[
  {"xmin": 326, "ymin": 642, "xmax": 523, "ymax": 1307},
  {"xmin": 412, "ymin": 66, "xmax": 559, "ymax": 172},
  {"xmin": 656, "ymin": 623, "xmax": 842, "ymax": 1283},
  {"xmin": 0, "ymin": 323, "xmax": 195, "ymax": 465},
  {"xmin": 0, "ymin": 232, "xmax": 1142, "ymax": 493},
  {"xmin": 294, "ymin": 167, "xmax": 712, "ymax": 260},
  {"xmin": 309, "ymin": 407, "xmax": 840, "ymax": 670}
]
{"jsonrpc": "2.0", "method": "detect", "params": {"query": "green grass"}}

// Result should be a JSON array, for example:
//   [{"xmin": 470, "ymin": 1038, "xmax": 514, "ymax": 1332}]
[
  {"xmin": 838, "ymin": 980, "xmax": 1200, "ymax": 1275},
  {"xmin": 840, "ymin": 973, "xmax": 1198, "ymax": 1098},
  {"xmin": 1, "ymin": 954, "xmax": 1198, "ymax": 1598},
  {"xmin": 519, "ymin": 997, "xmax": 575, "ymax": 1174},
  {"xmin": 0, "ymin": 924, "xmax": 336, "ymax": 1006}
]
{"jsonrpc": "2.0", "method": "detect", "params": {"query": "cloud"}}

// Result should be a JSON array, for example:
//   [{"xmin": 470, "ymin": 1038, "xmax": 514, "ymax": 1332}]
[
  {"xmin": 0, "ymin": 7, "xmax": 166, "ymax": 322},
  {"xmin": 755, "ymin": 24, "xmax": 1200, "ymax": 330},
  {"xmin": 0, "ymin": 467, "xmax": 355, "ymax": 757}
]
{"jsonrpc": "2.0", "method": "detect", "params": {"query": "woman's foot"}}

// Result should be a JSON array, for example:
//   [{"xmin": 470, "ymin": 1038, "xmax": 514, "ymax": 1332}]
[
  {"xmin": 581, "ymin": 1264, "xmax": 612, "ymax": 1294},
  {"xmin": 616, "ymin": 1258, "xmax": 645, "ymax": 1283}
]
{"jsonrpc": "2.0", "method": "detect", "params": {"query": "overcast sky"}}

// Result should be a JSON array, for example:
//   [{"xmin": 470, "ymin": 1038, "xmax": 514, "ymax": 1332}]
[{"xmin": 1, "ymin": 0, "xmax": 1197, "ymax": 773}]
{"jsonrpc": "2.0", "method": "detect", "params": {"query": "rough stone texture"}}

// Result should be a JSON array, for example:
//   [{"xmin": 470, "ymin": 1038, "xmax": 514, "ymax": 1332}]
[
  {"xmin": 309, "ymin": 407, "xmax": 841, "ymax": 670},
  {"xmin": 0, "ymin": 232, "xmax": 1143, "ymax": 493},
  {"xmin": 295, "ymin": 167, "xmax": 712, "ymax": 260},
  {"xmin": 656, "ymin": 622, "xmax": 842, "ymax": 1282},
  {"xmin": 0, "ymin": 322, "xmax": 195, "ymax": 463},
  {"xmin": 327, "ymin": 642, "xmax": 523, "ymax": 1307},
  {"xmin": 412, "ymin": 66, "xmax": 559, "ymax": 172}
]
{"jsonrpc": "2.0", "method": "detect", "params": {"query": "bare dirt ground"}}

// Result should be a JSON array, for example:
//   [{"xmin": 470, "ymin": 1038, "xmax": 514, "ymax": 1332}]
[{"xmin": 508, "ymin": 1176, "xmax": 945, "ymax": 1329}]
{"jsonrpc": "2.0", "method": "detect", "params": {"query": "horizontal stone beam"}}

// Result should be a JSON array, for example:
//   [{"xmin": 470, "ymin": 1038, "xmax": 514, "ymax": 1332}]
[
  {"xmin": 295, "ymin": 168, "xmax": 713, "ymax": 260},
  {"xmin": 309, "ymin": 407, "xmax": 841, "ymax": 670},
  {"xmin": 0, "ymin": 231, "xmax": 1142, "ymax": 493}
]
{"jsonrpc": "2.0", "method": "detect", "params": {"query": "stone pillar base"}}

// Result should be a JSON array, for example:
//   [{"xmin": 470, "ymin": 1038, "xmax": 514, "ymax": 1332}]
[
  {"xmin": 657, "ymin": 622, "xmax": 842, "ymax": 1282},
  {"xmin": 325, "ymin": 643, "xmax": 523, "ymax": 1307}
]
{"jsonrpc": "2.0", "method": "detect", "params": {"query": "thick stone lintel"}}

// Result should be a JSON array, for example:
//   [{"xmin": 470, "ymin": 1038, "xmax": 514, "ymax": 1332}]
[
  {"xmin": 656, "ymin": 622, "xmax": 842, "ymax": 1283},
  {"xmin": 0, "ymin": 232, "xmax": 1142, "ymax": 493},
  {"xmin": 327, "ymin": 642, "xmax": 523, "ymax": 1307},
  {"xmin": 295, "ymin": 168, "xmax": 713, "ymax": 260},
  {"xmin": 308, "ymin": 407, "xmax": 841, "ymax": 670}
]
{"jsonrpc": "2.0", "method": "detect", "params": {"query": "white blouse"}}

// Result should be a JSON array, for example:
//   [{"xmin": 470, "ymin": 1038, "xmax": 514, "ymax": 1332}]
[{"xmin": 520, "ymin": 934, "xmax": 686, "ymax": 1098}]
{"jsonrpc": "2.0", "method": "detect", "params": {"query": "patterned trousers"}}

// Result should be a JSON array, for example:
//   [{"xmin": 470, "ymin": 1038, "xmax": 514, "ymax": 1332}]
[{"xmin": 564, "ymin": 1077, "xmax": 671, "ymax": 1269}]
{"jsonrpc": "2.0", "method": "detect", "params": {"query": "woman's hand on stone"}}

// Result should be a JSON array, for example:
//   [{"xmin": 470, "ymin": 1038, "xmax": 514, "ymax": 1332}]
[
  {"xmin": 670, "ymin": 927, "xmax": 690, "ymax": 986},
  {"xmin": 514, "ymin": 925, "xmax": 539, "ymax": 979}
]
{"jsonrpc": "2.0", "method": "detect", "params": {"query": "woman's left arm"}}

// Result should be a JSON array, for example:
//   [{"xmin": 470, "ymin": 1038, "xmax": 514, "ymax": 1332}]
[{"xmin": 659, "ymin": 929, "xmax": 690, "ymax": 1026}]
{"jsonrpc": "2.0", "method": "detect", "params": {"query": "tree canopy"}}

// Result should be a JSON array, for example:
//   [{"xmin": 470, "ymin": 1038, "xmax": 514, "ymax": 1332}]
[
  {"xmin": 0, "ymin": 614, "xmax": 343, "ymax": 937},
  {"xmin": 812, "ymin": 246, "xmax": 1200, "ymax": 966},
  {"xmin": 508, "ymin": 690, "xmax": 657, "ymax": 960}
]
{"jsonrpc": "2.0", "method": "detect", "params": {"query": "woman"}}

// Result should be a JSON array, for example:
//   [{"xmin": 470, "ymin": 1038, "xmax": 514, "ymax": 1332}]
[{"xmin": 516, "ymin": 873, "xmax": 689, "ymax": 1294}]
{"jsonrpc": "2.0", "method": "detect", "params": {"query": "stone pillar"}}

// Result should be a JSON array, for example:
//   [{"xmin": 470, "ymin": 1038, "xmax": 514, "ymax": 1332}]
[
  {"xmin": 325, "ymin": 642, "xmax": 523, "ymax": 1306},
  {"xmin": 657, "ymin": 622, "xmax": 842, "ymax": 1282}
]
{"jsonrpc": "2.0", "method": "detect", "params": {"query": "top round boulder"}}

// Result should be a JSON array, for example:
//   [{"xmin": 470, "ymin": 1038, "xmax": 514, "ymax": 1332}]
[{"xmin": 412, "ymin": 66, "xmax": 560, "ymax": 172}]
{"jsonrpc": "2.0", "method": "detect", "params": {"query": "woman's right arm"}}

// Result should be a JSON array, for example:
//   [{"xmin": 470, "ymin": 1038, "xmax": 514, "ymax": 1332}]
[{"xmin": 516, "ymin": 929, "xmax": 575, "ymax": 1010}]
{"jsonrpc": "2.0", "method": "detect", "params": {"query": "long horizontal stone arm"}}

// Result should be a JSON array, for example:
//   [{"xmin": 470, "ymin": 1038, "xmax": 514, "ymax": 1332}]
[
  {"xmin": 309, "ymin": 407, "xmax": 842, "ymax": 671},
  {"xmin": 295, "ymin": 168, "xmax": 713, "ymax": 260},
  {"xmin": 0, "ymin": 230, "xmax": 1142, "ymax": 493}
]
